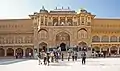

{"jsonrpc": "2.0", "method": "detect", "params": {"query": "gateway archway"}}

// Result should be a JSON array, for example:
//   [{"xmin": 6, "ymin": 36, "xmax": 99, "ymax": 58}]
[
  {"xmin": 39, "ymin": 42, "xmax": 47, "ymax": 52},
  {"xmin": 7, "ymin": 48, "xmax": 14, "ymax": 56},
  {"xmin": 60, "ymin": 43, "xmax": 66, "ymax": 51},
  {"xmin": 16, "ymin": 48, "xmax": 23, "ymax": 57},
  {"xmin": 110, "ymin": 46, "xmax": 117, "ymax": 54},
  {"xmin": 25, "ymin": 48, "xmax": 33, "ymax": 57},
  {"xmin": 56, "ymin": 32, "xmax": 70, "ymax": 51},
  {"xmin": 78, "ymin": 42, "xmax": 87, "ymax": 51}
]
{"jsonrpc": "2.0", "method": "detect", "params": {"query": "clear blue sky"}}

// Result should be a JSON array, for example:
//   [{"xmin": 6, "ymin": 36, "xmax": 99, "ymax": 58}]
[{"xmin": 0, "ymin": 0, "xmax": 120, "ymax": 19}]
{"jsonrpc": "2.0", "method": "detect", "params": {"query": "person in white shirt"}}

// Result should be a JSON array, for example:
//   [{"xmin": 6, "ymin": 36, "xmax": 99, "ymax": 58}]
[
  {"xmin": 29, "ymin": 52, "xmax": 32, "ymax": 58},
  {"xmin": 37, "ymin": 52, "xmax": 42, "ymax": 65}
]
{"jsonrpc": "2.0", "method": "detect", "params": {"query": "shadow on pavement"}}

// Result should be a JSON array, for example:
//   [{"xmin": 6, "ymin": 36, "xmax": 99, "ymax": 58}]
[{"xmin": 0, "ymin": 59, "xmax": 30, "ymax": 65}]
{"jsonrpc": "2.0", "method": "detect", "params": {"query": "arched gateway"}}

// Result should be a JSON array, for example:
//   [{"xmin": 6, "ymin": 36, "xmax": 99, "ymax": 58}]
[
  {"xmin": 39, "ymin": 42, "xmax": 47, "ymax": 52},
  {"xmin": 56, "ymin": 32, "xmax": 70, "ymax": 51},
  {"xmin": 78, "ymin": 42, "xmax": 88, "ymax": 51}
]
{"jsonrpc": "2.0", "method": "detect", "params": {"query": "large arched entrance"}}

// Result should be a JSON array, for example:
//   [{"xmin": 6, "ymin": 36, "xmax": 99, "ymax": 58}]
[
  {"xmin": 0, "ymin": 48, "xmax": 5, "ymax": 56},
  {"xmin": 110, "ymin": 46, "xmax": 117, "ymax": 55},
  {"xmin": 25, "ymin": 48, "xmax": 33, "ymax": 57},
  {"xmin": 56, "ymin": 32, "xmax": 70, "ymax": 51},
  {"xmin": 60, "ymin": 43, "xmax": 66, "ymax": 51},
  {"xmin": 101, "ymin": 46, "xmax": 109, "ymax": 55},
  {"xmin": 93, "ymin": 46, "xmax": 100, "ymax": 53},
  {"xmin": 39, "ymin": 42, "xmax": 47, "ymax": 52},
  {"xmin": 78, "ymin": 42, "xmax": 87, "ymax": 51},
  {"xmin": 16, "ymin": 48, "xmax": 23, "ymax": 57},
  {"xmin": 7, "ymin": 48, "xmax": 14, "ymax": 56}
]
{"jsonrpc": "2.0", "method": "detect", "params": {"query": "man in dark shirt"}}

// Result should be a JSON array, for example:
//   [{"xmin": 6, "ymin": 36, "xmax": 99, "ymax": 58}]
[{"xmin": 81, "ymin": 52, "xmax": 86, "ymax": 65}]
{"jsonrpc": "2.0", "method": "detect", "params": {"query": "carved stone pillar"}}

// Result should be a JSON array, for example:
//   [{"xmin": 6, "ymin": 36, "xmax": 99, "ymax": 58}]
[
  {"xmin": 109, "ymin": 47, "xmax": 111, "ymax": 53},
  {"xmin": 4, "ymin": 48, "xmax": 7, "ymax": 56},
  {"xmin": 65, "ymin": 16, "xmax": 67, "ymax": 25},
  {"xmin": 14, "ymin": 48, "xmax": 16, "ymax": 56},
  {"xmin": 58, "ymin": 17, "xmax": 60, "ymax": 25},
  {"xmin": 23, "ymin": 48, "xmax": 26, "ymax": 57},
  {"xmin": 100, "ymin": 48, "xmax": 101, "ymax": 53},
  {"xmin": 117, "ymin": 47, "xmax": 119, "ymax": 54}
]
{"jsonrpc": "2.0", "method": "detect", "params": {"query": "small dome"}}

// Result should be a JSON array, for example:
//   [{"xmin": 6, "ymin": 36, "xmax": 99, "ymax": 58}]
[
  {"xmin": 40, "ymin": 6, "xmax": 48, "ymax": 13},
  {"xmin": 80, "ymin": 8, "xmax": 87, "ymax": 13},
  {"xmin": 40, "ymin": 9, "xmax": 48, "ymax": 13}
]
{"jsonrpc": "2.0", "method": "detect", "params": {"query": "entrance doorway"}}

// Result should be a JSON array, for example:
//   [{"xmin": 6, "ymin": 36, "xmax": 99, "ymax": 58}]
[
  {"xmin": 60, "ymin": 43, "xmax": 66, "ymax": 51},
  {"xmin": 39, "ymin": 42, "xmax": 47, "ymax": 52},
  {"xmin": 56, "ymin": 32, "xmax": 70, "ymax": 51},
  {"xmin": 110, "ymin": 46, "xmax": 117, "ymax": 55},
  {"xmin": 16, "ymin": 48, "xmax": 23, "ymax": 58},
  {"xmin": 78, "ymin": 42, "xmax": 87, "ymax": 51},
  {"xmin": 7, "ymin": 48, "xmax": 14, "ymax": 56}
]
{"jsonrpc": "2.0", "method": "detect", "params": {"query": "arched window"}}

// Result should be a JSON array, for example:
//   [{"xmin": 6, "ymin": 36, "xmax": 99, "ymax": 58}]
[
  {"xmin": 101, "ymin": 35, "xmax": 109, "ymax": 42},
  {"xmin": 39, "ymin": 29, "xmax": 48, "ymax": 40},
  {"xmin": 92, "ymin": 36, "xmax": 100, "ymax": 42},
  {"xmin": 41, "ymin": 16, "xmax": 44, "ymax": 25},
  {"xmin": 53, "ymin": 18, "xmax": 58, "ymax": 26},
  {"xmin": 110, "ymin": 36, "xmax": 117, "ymax": 42},
  {"xmin": 78, "ymin": 28, "xmax": 87, "ymax": 39},
  {"xmin": 67, "ymin": 18, "xmax": 73, "ymax": 26},
  {"xmin": 45, "ymin": 16, "xmax": 47, "ymax": 26}
]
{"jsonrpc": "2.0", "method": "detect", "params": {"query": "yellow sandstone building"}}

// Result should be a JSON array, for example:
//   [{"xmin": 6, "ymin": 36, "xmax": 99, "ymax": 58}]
[{"xmin": 0, "ymin": 7, "xmax": 120, "ymax": 57}]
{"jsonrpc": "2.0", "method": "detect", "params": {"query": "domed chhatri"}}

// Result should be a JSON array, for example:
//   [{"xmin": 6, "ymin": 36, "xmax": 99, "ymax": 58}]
[{"xmin": 40, "ymin": 6, "xmax": 48, "ymax": 13}]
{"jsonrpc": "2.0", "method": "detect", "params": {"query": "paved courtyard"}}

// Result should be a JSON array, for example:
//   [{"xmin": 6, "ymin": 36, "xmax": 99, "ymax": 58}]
[{"xmin": 0, "ymin": 58, "xmax": 120, "ymax": 71}]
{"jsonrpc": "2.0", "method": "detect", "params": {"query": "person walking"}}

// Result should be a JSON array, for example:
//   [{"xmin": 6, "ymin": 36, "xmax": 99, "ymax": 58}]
[
  {"xmin": 15, "ymin": 53, "xmax": 18, "ymax": 59},
  {"xmin": 37, "ymin": 52, "xmax": 42, "ymax": 65},
  {"xmin": 29, "ymin": 52, "xmax": 32, "ymax": 58},
  {"xmin": 74, "ymin": 51, "xmax": 78, "ymax": 61},
  {"xmin": 43, "ymin": 52, "xmax": 47, "ymax": 65},
  {"xmin": 61, "ymin": 53, "xmax": 64, "ymax": 61},
  {"xmin": 81, "ymin": 52, "xmax": 86, "ymax": 65},
  {"xmin": 51, "ymin": 52, "xmax": 54, "ymax": 62},
  {"xmin": 72, "ymin": 52, "xmax": 75, "ymax": 61},
  {"xmin": 47, "ymin": 52, "xmax": 50, "ymax": 66},
  {"xmin": 67, "ymin": 52, "xmax": 70, "ymax": 61}
]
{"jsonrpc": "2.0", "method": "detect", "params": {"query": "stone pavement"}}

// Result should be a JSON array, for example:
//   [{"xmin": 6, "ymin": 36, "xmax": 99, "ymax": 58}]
[{"xmin": 0, "ymin": 58, "xmax": 120, "ymax": 71}]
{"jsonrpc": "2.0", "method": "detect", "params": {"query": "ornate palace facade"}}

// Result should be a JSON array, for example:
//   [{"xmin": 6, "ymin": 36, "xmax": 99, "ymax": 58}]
[{"xmin": 0, "ymin": 7, "xmax": 120, "ymax": 57}]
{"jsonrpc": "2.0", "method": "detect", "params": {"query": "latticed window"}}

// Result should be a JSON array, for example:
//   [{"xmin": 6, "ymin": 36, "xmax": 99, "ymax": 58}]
[
  {"xmin": 45, "ymin": 17, "xmax": 47, "ymax": 26},
  {"xmin": 53, "ymin": 18, "xmax": 58, "ymax": 26},
  {"xmin": 101, "ymin": 36, "xmax": 109, "ymax": 42},
  {"xmin": 110, "ymin": 36, "xmax": 117, "ymax": 42},
  {"xmin": 78, "ymin": 29, "xmax": 87, "ymax": 39},
  {"xmin": 67, "ymin": 18, "xmax": 72, "ymax": 26},
  {"xmin": 81, "ymin": 17, "xmax": 84, "ymax": 25},
  {"xmin": 39, "ymin": 30, "xmax": 48, "ymax": 40},
  {"xmin": 41, "ymin": 16, "xmax": 44, "ymax": 25},
  {"xmin": 92, "ymin": 36, "xmax": 100, "ymax": 42}
]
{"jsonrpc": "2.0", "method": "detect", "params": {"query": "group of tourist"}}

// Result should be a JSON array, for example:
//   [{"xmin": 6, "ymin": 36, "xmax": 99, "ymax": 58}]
[
  {"xmin": 15, "ymin": 52, "xmax": 32, "ymax": 59},
  {"xmin": 91, "ymin": 51, "xmax": 111, "ymax": 58},
  {"xmin": 36, "ymin": 49, "xmax": 87, "ymax": 66}
]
